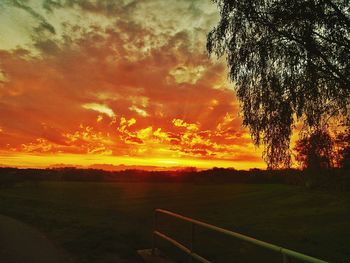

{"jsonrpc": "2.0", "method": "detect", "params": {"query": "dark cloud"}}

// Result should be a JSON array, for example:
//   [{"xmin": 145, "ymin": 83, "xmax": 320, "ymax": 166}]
[{"xmin": 11, "ymin": 0, "xmax": 56, "ymax": 34}]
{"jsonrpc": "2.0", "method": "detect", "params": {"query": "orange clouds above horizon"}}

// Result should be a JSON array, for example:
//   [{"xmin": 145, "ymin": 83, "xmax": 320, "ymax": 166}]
[{"xmin": 0, "ymin": 0, "xmax": 265, "ymax": 169}]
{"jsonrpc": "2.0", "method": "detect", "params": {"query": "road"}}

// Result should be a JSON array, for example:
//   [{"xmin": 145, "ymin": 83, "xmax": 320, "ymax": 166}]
[{"xmin": 0, "ymin": 214, "xmax": 71, "ymax": 263}]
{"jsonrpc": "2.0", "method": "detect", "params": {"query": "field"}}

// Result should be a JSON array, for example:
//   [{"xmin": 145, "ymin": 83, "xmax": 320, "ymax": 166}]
[{"xmin": 0, "ymin": 182, "xmax": 349, "ymax": 263}]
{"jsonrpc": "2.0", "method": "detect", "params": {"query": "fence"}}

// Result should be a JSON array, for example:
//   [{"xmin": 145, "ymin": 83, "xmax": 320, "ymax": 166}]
[{"xmin": 152, "ymin": 209, "xmax": 328, "ymax": 263}]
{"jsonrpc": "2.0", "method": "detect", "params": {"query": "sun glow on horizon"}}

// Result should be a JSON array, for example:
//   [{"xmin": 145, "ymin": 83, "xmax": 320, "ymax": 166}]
[{"xmin": 0, "ymin": 152, "xmax": 265, "ymax": 171}]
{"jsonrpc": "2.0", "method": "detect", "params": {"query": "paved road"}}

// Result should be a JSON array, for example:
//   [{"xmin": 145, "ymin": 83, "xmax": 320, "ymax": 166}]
[{"xmin": 0, "ymin": 214, "xmax": 72, "ymax": 263}]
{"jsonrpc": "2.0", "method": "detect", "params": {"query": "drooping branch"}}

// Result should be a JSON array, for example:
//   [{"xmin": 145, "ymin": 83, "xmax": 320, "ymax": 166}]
[{"xmin": 208, "ymin": 0, "xmax": 350, "ymax": 168}]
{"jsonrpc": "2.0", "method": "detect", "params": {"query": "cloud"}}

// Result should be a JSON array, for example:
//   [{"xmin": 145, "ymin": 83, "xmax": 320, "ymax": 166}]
[
  {"xmin": 82, "ymin": 103, "xmax": 115, "ymax": 118},
  {"xmin": 11, "ymin": 0, "xmax": 56, "ymax": 34},
  {"xmin": 0, "ymin": 0, "xmax": 264, "ymax": 168},
  {"xmin": 129, "ymin": 105, "xmax": 149, "ymax": 117}
]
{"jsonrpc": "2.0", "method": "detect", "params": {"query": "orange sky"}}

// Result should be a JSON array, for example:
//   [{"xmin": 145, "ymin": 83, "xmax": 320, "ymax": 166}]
[{"xmin": 0, "ymin": 0, "xmax": 266, "ymax": 170}]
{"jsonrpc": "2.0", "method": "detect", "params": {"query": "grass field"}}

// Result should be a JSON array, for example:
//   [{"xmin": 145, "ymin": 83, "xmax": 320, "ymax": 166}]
[{"xmin": 0, "ymin": 182, "xmax": 349, "ymax": 263}]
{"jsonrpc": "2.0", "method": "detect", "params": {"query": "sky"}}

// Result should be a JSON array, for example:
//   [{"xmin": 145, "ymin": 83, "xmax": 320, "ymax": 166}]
[{"xmin": 0, "ymin": 0, "xmax": 265, "ymax": 170}]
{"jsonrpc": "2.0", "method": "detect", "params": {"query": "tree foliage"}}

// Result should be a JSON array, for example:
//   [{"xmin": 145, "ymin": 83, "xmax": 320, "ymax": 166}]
[
  {"xmin": 294, "ymin": 129, "xmax": 334, "ymax": 170},
  {"xmin": 207, "ymin": 0, "xmax": 350, "ymax": 168},
  {"xmin": 335, "ymin": 122, "xmax": 350, "ymax": 168}
]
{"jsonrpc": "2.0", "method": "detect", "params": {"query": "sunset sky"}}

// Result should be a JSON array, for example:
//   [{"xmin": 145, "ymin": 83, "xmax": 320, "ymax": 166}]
[{"xmin": 0, "ymin": 0, "xmax": 265, "ymax": 170}]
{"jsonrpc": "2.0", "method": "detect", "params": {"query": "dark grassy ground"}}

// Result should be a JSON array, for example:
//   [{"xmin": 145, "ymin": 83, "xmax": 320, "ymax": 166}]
[{"xmin": 0, "ymin": 182, "xmax": 349, "ymax": 263}]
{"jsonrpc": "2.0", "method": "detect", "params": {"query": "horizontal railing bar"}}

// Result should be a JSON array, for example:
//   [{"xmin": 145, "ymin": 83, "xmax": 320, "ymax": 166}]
[
  {"xmin": 281, "ymin": 248, "xmax": 328, "ymax": 263},
  {"xmin": 154, "ymin": 230, "xmax": 212, "ymax": 263},
  {"xmin": 154, "ymin": 231, "xmax": 190, "ymax": 254},
  {"xmin": 155, "ymin": 209, "xmax": 328, "ymax": 263}
]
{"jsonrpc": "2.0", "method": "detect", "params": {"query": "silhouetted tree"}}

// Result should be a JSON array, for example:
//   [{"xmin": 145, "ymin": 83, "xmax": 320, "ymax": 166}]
[
  {"xmin": 335, "ymin": 121, "xmax": 350, "ymax": 169},
  {"xmin": 294, "ymin": 129, "xmax": 334, "ymax": 170},
  {"xmin": 340, "ymin": 146, "xmax": 350, "ymax": 169},
  {"xmin": 207, "ymin": 0, "xmax": 350, "ymax": 169}
]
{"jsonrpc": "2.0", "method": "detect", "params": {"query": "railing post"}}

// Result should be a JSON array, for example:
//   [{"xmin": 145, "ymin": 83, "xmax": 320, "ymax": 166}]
[
  {"xmin": 189, "ymin": 222, "xmax": 195, "ymax": 263},
  {"xmin": 282, "ymin": 252, "xmax": 289, "ymax": 263},
  {"xmin": 152, "ymin": 210, "xmax": 158, "ymax": 256}
]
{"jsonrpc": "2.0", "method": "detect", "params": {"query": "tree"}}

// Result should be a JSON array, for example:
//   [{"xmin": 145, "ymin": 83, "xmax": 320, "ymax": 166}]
[
  {"xmin": 334, "ymin": 121, "xmax": 350, "ymax": 169},
  {"xmin": 207, "ymin": 0, "xmax": 350, "ymax": 169},
  {"xmin": 294, "ymin": 129, "xmax": 334, "ymax": 170},
  {"xmin": 339, "ymin": 141, "xmax": 350, "ymax": 169}
]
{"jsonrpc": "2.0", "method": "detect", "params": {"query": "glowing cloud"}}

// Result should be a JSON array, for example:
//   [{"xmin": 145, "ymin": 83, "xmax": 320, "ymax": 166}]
[
  {"xmin": 129, "ymin": 105, "xmax": 149, "ymax": 117},
  {"xmin": 82, "ymin": 103, "xmax": 115, "ymax": 118}
]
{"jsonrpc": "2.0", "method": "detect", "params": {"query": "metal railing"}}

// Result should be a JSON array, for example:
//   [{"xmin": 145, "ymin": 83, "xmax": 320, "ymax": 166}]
[{"xmin": 152, "ymin": 209, "xmax": 329, "ymax": 263}]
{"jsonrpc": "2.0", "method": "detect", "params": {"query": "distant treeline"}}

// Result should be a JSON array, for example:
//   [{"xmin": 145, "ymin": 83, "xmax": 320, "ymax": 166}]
[{"xmin": 0, "ymin": 167, "xmax": 349, "ymax": 190}]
